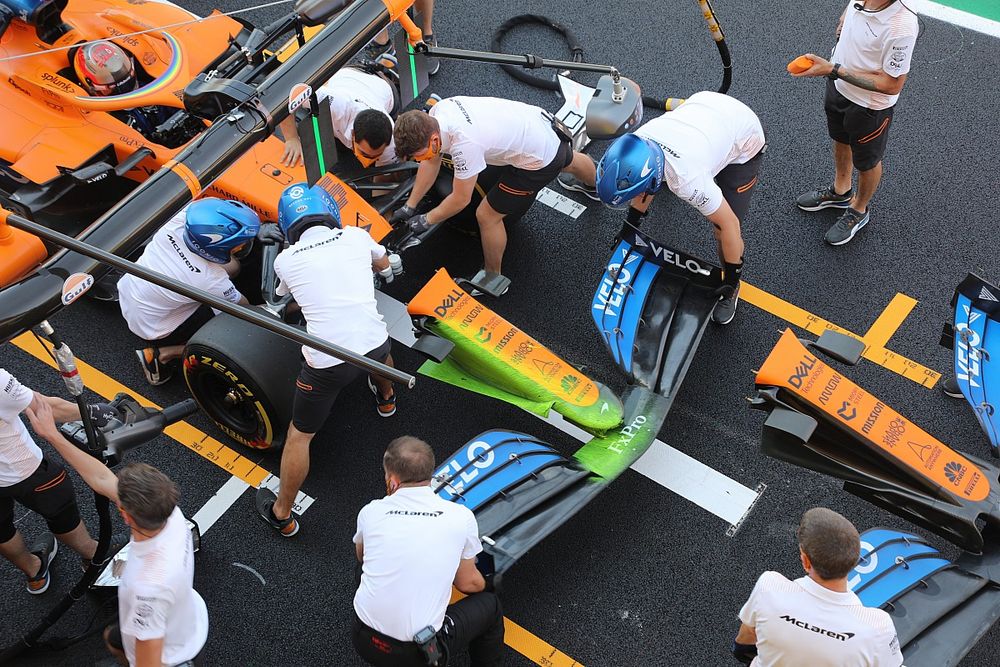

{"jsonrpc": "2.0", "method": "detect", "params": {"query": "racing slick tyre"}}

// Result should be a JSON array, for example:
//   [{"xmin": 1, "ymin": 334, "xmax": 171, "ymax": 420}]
[{"xmin": 183, "ymin": 312, "xmax": 300, "ymax": 450}]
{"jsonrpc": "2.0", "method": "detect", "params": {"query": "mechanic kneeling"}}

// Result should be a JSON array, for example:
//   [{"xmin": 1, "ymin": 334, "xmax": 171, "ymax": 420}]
[{"xmin": 353, "ymin": 436, "xmax": 505, "ymax": 667}]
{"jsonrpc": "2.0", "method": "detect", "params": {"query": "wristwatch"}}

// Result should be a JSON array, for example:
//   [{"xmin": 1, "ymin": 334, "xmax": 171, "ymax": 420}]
[{"xmin": 828, "ymin": 63, "xmax": 842, "ymax": 81}]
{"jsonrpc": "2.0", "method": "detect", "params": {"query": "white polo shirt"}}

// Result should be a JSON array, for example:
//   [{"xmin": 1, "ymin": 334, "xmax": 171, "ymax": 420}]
[
  {"xmin": 430, "ymin": 96, "xmax": 562, "ymax": 180},
  {"xmin": 739, "ymin": 571, "xmax": 903, "ymax": 667},
  {"xmin": 636, "ymin": 92, "xmax": 765, "ymax": 217},
  {"xmin": 316, "ymin": 67, "xmax": 397, "ymax": 165},
  {"xmin": 274, "ymin": 225, "xmax": 388, "ymax": 369},
  {"xmin": 118, "ymin": 207, "xmax": 243, "ymax": 341},
  {"xmin": 353, "ymin": 486, "xmax": 482, "ymax": 641},
  {"xmin": 832, "ymin": 1, "xmax": 918, "ymax": 110},
  {"xmin": 0, "ymin": 369, "xmax": 42, "ymax": 487},
  {"xmin": 118, "ymin": 506, "xmax": 208, "ymax": 666}
]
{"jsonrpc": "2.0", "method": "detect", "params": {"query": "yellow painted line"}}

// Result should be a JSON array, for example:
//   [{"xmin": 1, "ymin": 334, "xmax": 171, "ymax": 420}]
[
  {"xmin": 863, "ymin": 292, "xmax": 918, "ymax": 348},
  {"xmin": 11, "ymin": 333, "xmax": 270, "ymax": 487},
  {"xmin": 741, "ymin": 282, "xmax": 940, "ymax": 389}
]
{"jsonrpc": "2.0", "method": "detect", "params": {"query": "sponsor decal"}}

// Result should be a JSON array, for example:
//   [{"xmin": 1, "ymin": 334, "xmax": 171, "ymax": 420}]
[
  {"xmin": 861, "ymin": 401, "xmax": 884, "ymax": 434},
  {"xmin": 41, "ymin": 72, "xmax": 73, "ymax": 91},
  {"xmin": 779, "ymin": 615, "xmax": 855, "ymax": 641},
  {"xmin": 61, "ymin": 273, "xmax": 94, "ymax": 305},
  {"xmin": 979, "ymin": 286, "xmax": 998, "ymax": 302},
  {"xmin": 142, "ymin": 52, "xmax": 157, "ymax": 66},
  {"xmin": 386, "ymin": 510, "xmax": 444, "ymax": 517},
  {"xmin": 288, "ymin": 83, "xmax": 312, "ymax": 113},
  {"xmin": 607, "ymin": 415, "xmax": 649, "ymax": 455},
  {"xmin": 944, "ymin": 461, "xmax": 966, "ymax": 486},
  {"xmin": 627, "ymin": 231, "xmax": 713, "ymax": 277},
  {"xmin": 436, "ymin": 440, "xmax": 495, "ymax": 492},
  {"xmin": 593, "ymin": 248, "xmax": 641, "ymax": 318},
  {"xmin": 836, "ymin": 400, "xmax": 857, "ymax": 421},
  {"xmin": 8, "ymin": 77, "xmax": 31, "ymax": 96},
  {"xmin": 955, "ymin": 305, "xmax": 983, "ymax": 388},
  {"xmin": 787, "ymin": 353, "xmax": 819, "ymax": 389}
]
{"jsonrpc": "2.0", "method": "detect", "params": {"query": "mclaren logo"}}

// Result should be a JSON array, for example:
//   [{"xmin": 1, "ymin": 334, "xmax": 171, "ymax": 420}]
[{"xmin": 779, "ymin": 615, "xmax": 855, "ymax": 641}]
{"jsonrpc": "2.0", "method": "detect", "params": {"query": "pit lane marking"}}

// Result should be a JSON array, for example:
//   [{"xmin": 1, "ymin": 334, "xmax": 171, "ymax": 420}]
[
  {"xmin": 740, "ymin": 283, "xmax": 941, "ymax": 388},
  {"xmin": 862, "ymin": 293, "xmax": 918, "ymax": 349},
  {"xmin": 11, "ymin": 333, "xmax": 315, "ymax": 515},
  {"xmin": 536, "ymin": 187, "xmax": 588, "ymax": 219},
  {"xmin": 912, "ymin": 0, "xmax": 1000, "ymax": 38}
]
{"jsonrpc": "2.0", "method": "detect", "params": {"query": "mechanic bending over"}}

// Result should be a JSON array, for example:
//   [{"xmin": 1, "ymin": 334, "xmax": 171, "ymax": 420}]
[
  {"xmin": 117, "ymin": 199, "xmax": 260, "ymax": 386},
  {"xmin": 0, "ymin": 368, "xmax": 119, "ymax": 594},
  {"xmin": 734, "ymin": 507, "xmax": 903, "ymax": 667},
  {"xmin": 391, "ymin": 96, "xmax": 598, "ymax": 284},
  {"xmin": 255, "ymin": 183, "xmax": 397, "ymax": 538},
  {"xmin": 792, "ymin": 0, "xmax": 919, "ymax": 246},
  {"xmin": 594, "ymin": 91, "xmax": 766, "ymax": 326},
  {"xmin": 353, "ymin": 436, "xmax": 505, "ymax": 667},
  {"xmin": 278, "ymin": 62, "xmax": 398, "ymax": 169},
  {"xmin": 25, "ymin": 400, "xmax": 207, "ymax": 667}
]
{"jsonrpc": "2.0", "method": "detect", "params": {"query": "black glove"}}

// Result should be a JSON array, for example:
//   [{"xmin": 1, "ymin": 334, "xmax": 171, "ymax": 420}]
[
  {"xmin": 407, "ymin": 214, "xmax": 432, "ymax": 234},
  {"xmin": 389, "ymin": 205, "xmax": 417, "ymax": 226},
  {"xmin": 86, "ymin": 403, "xmax": 120, "ymax": 429},
  {"xmin": 257, "ymin": 223, "xmax": 285, "ymax": 246},
  {"xmin": 625, "ymin": 207, "xmax": 648, "ymax": 227}
]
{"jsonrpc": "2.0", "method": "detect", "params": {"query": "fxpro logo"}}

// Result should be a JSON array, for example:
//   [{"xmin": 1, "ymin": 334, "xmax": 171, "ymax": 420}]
[
  {"xmin": 607, "ymin": 415, "xmax": 648, "ymax": 455},
  {"xmin": 779, "ymin": 616, "xmax": 855, "ymax": 642},
  {"xmin": 631, "ymin": 233, "xmax": 711, "ymax": 277},
  {"xmin": 955, "ymin": 306, "xmax": 983, "ymax": 389}
]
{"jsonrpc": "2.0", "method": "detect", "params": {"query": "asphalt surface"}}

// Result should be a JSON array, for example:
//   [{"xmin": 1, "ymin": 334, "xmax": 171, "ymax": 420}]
[{"xmin": 3, "ymin": 0, "xmax": 1000, "ymax": 665}]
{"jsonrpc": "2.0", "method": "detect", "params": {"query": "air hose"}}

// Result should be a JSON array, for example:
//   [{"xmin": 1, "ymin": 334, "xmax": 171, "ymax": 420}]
[{"xmin": 490, "ymin": 0, "xmax": 732, "ymax": 112}]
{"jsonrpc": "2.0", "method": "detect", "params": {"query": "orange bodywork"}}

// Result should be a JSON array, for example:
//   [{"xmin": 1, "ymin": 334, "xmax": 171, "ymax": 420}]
[{"xmin": 0, "ymin": 0, "xmax": 391, "ymax": 286}]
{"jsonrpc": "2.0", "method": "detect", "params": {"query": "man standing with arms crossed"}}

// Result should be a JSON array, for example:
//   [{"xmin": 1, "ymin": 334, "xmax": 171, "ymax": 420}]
[{"xmin": 792, "ymin": 0, "xmax": 919, "ymax": 246}]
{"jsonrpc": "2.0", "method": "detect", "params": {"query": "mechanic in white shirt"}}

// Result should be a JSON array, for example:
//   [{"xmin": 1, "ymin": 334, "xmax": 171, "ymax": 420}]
[
  {"xmin": 118, "ymin": 199, "xmax": 260, "ymax": 386},
  {"xmin": 593, "ymin": 91, "xmax": 766, "ymax": 326},
  {"xmin": 791, "ymin": 0, "xmax": 919, "ymax": 246},
  {"xmin": 278, "ymin": 64, "xmax": 398, "ymax": 169},
  {"xmin": 254, "ymin": 183, "xmax": 396, "ymax": 539},
  {"xmin": 391, "ymin": 96, "xmax": 598, "ymax": 281},
  {"xmin": 734, "ymin": 507, "xmax": 903, "ymax": 667},
  {"xmin": 0, "ymin": 368, "xmax": 112, "ymax": 594},
  {"xmin": 25, "ymin": 400, "xmax": 207, "ymax": 667},
  {"xmin": 352, "ymin": 436, "xmax": 505, "ymax": 666}
]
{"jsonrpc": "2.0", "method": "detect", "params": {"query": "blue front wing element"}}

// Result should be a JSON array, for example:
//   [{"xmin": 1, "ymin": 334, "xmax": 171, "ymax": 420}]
[
  {"xmin": 592, "ymin": 239, "xmax": 658, "ymax": 373},
  {"xmin": 850, "ymin": 528, "xmax": 950, "ymax": 608},
  {"xmin": 952, "ymin": 276, "xmax": 1000, "ymax": 455}
]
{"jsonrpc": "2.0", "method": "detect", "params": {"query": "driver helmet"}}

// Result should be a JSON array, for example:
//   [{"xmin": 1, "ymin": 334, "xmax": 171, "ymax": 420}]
[
  {"xmin": 183, "ymin": 198, "xmax": 261, "ymax": 264},
  {"xmin": 595, "ymin": 134, "xmax": 666, "ymax": 209},
  {"xmin": 277, "ymin": 183, "xmax": 341, "ymax": 244},
  {"xmin": 73, "ymin": 40, "xmax": 137, "ymax": 97}
]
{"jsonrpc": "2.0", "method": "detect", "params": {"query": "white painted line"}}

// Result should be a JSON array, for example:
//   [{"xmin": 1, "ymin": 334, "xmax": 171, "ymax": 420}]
[
  {"xmin": 536, "ymin": 187, "xmax": 588, "ymax": 219},
  {"xmin": 910, "ymin": 0, "xmax": 1000, "ymax": 38},
  {"xmin": 532, "ymin": 409, "xmax": 761, "ymax": 527},
  {"xmin": 191, "ymin": 476, "xmax": 250, "ymax": 533}
]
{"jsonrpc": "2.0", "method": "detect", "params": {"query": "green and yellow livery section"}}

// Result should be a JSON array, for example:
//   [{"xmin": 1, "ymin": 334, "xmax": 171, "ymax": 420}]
[{"xmin": 408, "ymin": 269, "xmax": 624, "ymax": 434}]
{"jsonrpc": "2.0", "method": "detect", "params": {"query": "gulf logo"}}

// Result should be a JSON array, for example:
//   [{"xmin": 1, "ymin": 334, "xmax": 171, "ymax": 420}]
[
  {"xmin": 61, "ymin": 273, "xmax": 94, "ymax": 305},
  {"xmin": 288, "ymin": 83, "xmax": 312, "ymax": 114}
]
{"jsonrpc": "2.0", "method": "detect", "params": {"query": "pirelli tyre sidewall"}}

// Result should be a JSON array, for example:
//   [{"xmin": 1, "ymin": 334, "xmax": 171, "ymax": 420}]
[{"xmin": 183, "ymin": 313, "xmax": 300, "ymax": 450}]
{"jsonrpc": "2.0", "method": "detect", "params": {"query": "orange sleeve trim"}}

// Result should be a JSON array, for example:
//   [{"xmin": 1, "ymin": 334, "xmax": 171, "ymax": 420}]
[
  {"xmin": 858, "ymin": 117, "xmax": 890, "ymax": 144},
  {"xmin": 163, "ymin": 159, "xmax": 202, "ymax": 198},
  {"xmin": 736, "ymin": 176, "xmax": 758, "ymax": 194}
]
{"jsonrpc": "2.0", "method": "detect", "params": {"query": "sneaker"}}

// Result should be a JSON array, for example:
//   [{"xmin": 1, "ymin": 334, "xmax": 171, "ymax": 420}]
[
  {"xmin": 796, "ymin": 186, "xmax": 853, "ymax": 211},
  {"xmin": 135, "ymin": 348, "xmax": 172, "ymax": 386},
  {"xmin": 368, "ymin": 377, "xmax": 397, "ymax": 418},
  {"xmin": 557, "ymin": 173, "xmax": 599, "ymax": 201},
  {"xmin": 364, "ymin": 38, "xmax": 395, "ymax": 62},
  {"xmin": 254, "ymin": 488, "xmax": 300, "ymax": 538},
  {"xmin": 424, "ymin": 33, "xmax": 440, "ymax": 76},
  {"xmin": 824, "ymin": 208, "xmax": 870, "ymax": 246},
  {"xmin": 26, "ymin": 534, "xmax": 58, "ymax": 595},
  {"xmin": 941, "ymin": 375, "xmax": 964, "ymax": 399},
  {"xmin": 712, "ymin": 284, "xmax": 740, "ymax": 325}
]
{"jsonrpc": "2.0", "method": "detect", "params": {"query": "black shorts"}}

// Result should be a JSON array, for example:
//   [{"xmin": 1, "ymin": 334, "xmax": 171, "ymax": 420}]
[
  {"xmin": 0, "ymin": 457, "xmax": 80, "ymax": 543},
  {"xmin": 715, "ymin": 146, "xmax": 766, "ymax": 224},
  {"xmin": 824, "ymin": 79, "xmax": 894, "ymax": 171},
  {"xmin": 106, "ymin": 624, "xmax": 203, "ymax": 666},
  {"xmin": 485, "ymin": 139, "xmax": 574, "ymax": 220},
  {"xmin": 143, "ymin": 305, "xmax": 214, "ymax": 348},
  {"xmin": 292, "ymin": 337, "xmax": 392, "ymax": 433}
]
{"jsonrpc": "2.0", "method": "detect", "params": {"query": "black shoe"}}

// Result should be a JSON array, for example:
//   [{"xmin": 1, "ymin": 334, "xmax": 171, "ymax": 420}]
[
  {"xmin": 364, "ymin": 38, "xmax": 395, "ymax": 62},
  {"xmin": 796, "ymin": 185, "xmax": 853, "ymax": 211},
  {"xmin": 941, "ymin": 375, "xmax": 963, "ymax": 399},
  {"xmin": 825, "ymin": 208, "xmax": 870, "ymax": 246},
  {"xmin": 424, "ymin": 34, "xmax": 440, "ymax": 76},
  {"xmin": 135, "ymin": 348, "xmax": 172, "ymax": 386},
  {"xmin": 26, "ymin": 534, "xmax": 58, "ymax": 595},
  {"xmin": 255, "ymin": 488, "xmax": 300, "ymax": 537},
  {"xmin": 712, "ymin": 285, "xmax": 740, "ymax": 325},
  {"xmin": 367, "ymin": 377, "xmax": 397, "ymax": 418},
  {"xmin": 557, "ymin": 173, "xmax": 600, "ymax": 201}
]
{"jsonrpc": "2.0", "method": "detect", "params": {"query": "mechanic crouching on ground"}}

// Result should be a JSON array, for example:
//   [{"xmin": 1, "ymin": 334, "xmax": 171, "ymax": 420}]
[
  {"xmin": 25, "ymin": 400, "xmax": 207, "ymax": 667},
  {"xmin": 0, "ymin": 367, "xmax": 115, "ymax": 594},
  {"xmin": 734, "ymin": 507, "xmax": 902, "ymax": 666},
  {"xmin": 255, "ymin": 183, "xmax": 397, "ymax": 538},
  {"xmin": 391, "ymin": 96, "xmax": 598, "ymax": 288},
  {"xmin": 118, "ymin": 199, "xmax": 260, "ymax": 386},
  {"xmin": 353, "ymin": 436, "xmax": 505, "ymax": 666},
  {"xmin": 593, "ymin": 91, "xmax": 766, "ymax": 325}
]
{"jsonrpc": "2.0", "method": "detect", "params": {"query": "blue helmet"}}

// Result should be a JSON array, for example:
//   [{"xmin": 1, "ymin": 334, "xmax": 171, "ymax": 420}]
[
  {"xmin": 595, "ymin": 134, "xmax": 665, "ymax": 209},
  {"xmin": 277, "ymin": 183, "xmax": 341, "ymax": 244},
  {"xmin": 183, "ymin": 198, "xmax": 261, "ymax": 264}
]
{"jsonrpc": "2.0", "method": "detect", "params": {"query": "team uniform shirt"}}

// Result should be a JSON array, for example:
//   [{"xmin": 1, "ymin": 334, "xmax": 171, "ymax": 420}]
[
  {"xmin": 274, "ymin": 226, "xmax": 388, "ymax": 369},
  {"xmin": 430, "ymin": 96, "xmax": 562, "ymax": 180},
  {"xmin": 316, "ymin": 67, "xmax": 398, "ymax": 166},
  {"xmin": 0, "ymin": 369, "xmax": 41, "ymax": 487},
  {"xmin": 118, "ymin": 207, "xmax": 243, "ymax": 341},
  {"xmin": 353, "ymin": 486, "xmax": 482, "ymax": 641},
  {"xmin": 635, "ymin": 92, "xmax": 765, "ymax": 217},
  {"xmin": 739, "ymin": 571, "xmax": 903, "ymax": 667},
  {"xmin": 832, "ymin": 1, "xmax": 918, "ymax": 110},
  {"xmin": 118, "ymin": 506, "xmax": 208, "ymax": 666}
]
